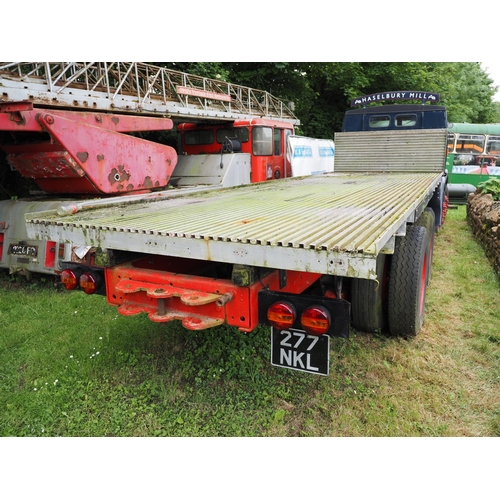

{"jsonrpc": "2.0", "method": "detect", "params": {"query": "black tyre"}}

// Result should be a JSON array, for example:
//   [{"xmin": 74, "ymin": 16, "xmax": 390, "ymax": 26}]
[
  {"xmin": 351, "ymin": 253, "xmax": 389, "ymax": 333},
  {"xmin": 415, "ymin": 208, "xmax": 435, "ymax": 284},
  {"xmin": 388, "ymin": 225, "xmax": 429, "ymax": 337}
]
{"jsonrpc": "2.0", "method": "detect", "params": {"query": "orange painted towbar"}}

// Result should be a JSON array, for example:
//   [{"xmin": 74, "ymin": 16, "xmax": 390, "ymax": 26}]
[{"xmin": 104, "ymin": 262, "xmax": 321, "ymax": 332}]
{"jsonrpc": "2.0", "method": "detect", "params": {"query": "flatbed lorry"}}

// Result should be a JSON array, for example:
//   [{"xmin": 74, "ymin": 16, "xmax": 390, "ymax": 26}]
[{"xmin": 25, "ymin": 90, "xmax": 449, "ymax": 376}]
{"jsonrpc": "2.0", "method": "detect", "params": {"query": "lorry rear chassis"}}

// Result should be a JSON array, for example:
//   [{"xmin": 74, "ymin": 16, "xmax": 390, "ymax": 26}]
[{"xmin": 60, "ymin": 204, "xmax": 435, "ymax": 339}]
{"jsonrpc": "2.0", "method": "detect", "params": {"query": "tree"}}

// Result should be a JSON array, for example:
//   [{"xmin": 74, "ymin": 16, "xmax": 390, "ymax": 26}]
[
  {"xmin": 225, "ymin": 62, "xmax": 369, "ymax": 138},
  {"xmin": 228, "ymin": 62, "xmax": 499, "ymax": 135},
  {"xmin": 437, "ymin": 62, "xmax": 498, "ymax": 123},
  {"xmin": 493, "ymin": 102, "xmax": 500, "ymax": 123},
  {"xmin": 154, "ymin": 62, "xmax": 500, "ymax": 135},
  {"xmin": 224, "ymin": 62, "xmax": 500, "ymax": 134}
]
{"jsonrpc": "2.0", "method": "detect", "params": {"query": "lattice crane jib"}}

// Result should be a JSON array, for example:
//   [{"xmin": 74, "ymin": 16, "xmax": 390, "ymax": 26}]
[{"xmin": 0, "ymin": 62, "xmax": 299, "ymax": 124}]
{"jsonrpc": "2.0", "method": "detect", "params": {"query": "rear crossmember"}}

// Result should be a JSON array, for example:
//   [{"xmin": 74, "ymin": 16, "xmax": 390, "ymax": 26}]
[{"xmin": 61, "ymin": 257, "xmax": 344, "ymax": 334}]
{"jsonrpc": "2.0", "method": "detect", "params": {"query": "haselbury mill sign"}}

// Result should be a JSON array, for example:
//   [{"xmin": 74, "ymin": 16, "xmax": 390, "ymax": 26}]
[{"xmin": 351, "ymin": 91, "xmax": 440, "ymax": 107}]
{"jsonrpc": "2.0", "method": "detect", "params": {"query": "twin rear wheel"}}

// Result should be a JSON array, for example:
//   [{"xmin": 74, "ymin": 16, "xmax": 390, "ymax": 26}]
[
  {"xmin": 351, "ymin": 210, "xmax": 435, "ymax": 337},
  {"xmin": 351, "ymin": 253, "xmax": 389, "ymax": 334}
]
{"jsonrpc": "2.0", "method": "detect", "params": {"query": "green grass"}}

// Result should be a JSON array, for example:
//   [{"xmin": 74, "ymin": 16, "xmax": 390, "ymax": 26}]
[{"xmin": 0, "ymin": 205, "xmax": 499, "ymax": 436}]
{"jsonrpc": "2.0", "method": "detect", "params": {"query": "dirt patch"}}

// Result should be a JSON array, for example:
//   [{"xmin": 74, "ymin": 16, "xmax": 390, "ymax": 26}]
[{"xmin": 467, "ymin": 192, "xmax": 500, "ymax": 275}]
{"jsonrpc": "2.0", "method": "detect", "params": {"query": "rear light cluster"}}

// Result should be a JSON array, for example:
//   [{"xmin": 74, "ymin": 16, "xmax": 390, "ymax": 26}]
[
  {"xmin": 61, "ymin": 268, "xmax": 103, "ymax": 295},
  {"xmin": 267, "ymin": 301, "xmax": 331, "ymax": 336}
]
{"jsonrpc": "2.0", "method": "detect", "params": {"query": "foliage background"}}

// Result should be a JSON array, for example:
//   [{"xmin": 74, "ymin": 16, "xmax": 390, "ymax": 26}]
[{"xmin": 162, "ymin": 62, "xmax": 500, "ymax": 137}]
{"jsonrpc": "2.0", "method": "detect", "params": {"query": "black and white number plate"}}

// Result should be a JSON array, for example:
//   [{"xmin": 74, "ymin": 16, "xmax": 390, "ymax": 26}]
[
  {"xmin": 8, "ymin": 244, "xmax": 38, "ymax": 258},
  {"xmin": 271, "ymin": 327, "xmax": 330, "ymax": 376}
]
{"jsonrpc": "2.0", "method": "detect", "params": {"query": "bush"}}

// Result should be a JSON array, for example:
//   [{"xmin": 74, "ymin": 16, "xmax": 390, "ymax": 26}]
[{"xmin": 477, "ymin": 177, "xmax": 500, "ymax": 201}]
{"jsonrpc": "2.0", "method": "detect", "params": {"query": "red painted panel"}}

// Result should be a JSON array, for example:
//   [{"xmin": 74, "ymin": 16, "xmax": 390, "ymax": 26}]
[
  {"xmin": 29, "ymin": 113, "xmax": 178, "ymax": 194},
  {"xmin": 7, "ymin": 147, "xmax": 86, "ymax": 179},
  {"xmin": 104, "ymin": 261, "xmax": 321, "ymax": 332},
  {"xmin": 44, "ymin": 241, "xmax": 56, "ymax": 268},
  {"xmin": 0, "ymin": 107, "xmax": 174, "ymax": 133},
  {"xmin": 0, "ymin": 107, "xmax": 177, "ymax": 194}
]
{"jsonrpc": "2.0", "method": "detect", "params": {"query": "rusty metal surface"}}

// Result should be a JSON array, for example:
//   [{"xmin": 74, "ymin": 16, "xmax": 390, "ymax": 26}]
[
  {"xmin": 2, "ymin": 110, "xmax": 178, "ymax": 195},
  {"xmin": 26, "ymin": 172, "xmax": 444, "ymax": 279}
]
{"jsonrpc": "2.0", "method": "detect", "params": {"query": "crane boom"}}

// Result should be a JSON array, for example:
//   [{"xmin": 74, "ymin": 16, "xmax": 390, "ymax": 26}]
[{"xmin": 0, "ymin": 62, "xmax": 299, "ymax": 124}]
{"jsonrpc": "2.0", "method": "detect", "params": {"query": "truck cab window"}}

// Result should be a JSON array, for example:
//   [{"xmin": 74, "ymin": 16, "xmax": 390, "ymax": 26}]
[
  {"xmin": 395, "ymin": 114, "xmax": 417, "ymax": 127},
  {"xmin": 216, "ymin": 127, "xmax": 249, "ymax": 143},
  {"xmin": 369, "ymin": 115, "xmax": 390, "ymax": 128},
  {"xmin": 253, "ymin": 127, "xmax": 273, "ymax": 156},
  {"xmin": 274, "ymin": 129, "xmax": 282, "ymax": 155},
  {"xmin": 184, "ymin": 130, "xmax": 214, "ymax": 145}
]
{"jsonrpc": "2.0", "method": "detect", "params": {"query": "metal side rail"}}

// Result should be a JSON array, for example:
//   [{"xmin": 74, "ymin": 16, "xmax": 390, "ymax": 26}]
[{"xmin": 25, "ymin": 172, "xmax": 444, "ymax": 280}]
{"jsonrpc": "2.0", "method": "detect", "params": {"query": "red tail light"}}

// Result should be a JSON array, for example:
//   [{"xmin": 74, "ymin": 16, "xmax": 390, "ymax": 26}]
[
  {"xmin": 267, "ymin": 301, "xmax": 296, "ymax": 330},
  {"xmin": 79, "ymin": 272, "xmax": 101, "ymax": 295},
  {"xmin": 301, "ymin": 306, "xmax": 330, "ymax": 335},
  {"xmin": 61, "ymin": 269, "xmax": 79, "ymax": 290},
  {"xmin": 44, "ymin": 241, "xmax": 56, "ymax": 268}
]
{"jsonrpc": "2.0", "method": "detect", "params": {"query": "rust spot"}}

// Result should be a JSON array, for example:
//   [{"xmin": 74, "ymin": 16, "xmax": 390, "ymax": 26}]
[
  {"xmin": 143, "ymin": 176, "xmax": 154, "ymax": 189},
  {"xmin": 127, "ymin": 184, "xmax": 134, "ymax": 191},
  {"xmin": 154, "ymin": 181, "xmax": 160, "ymax": 187},
  {"xmin": 108, "ymin": 165, "xmax": 131, "ymax": 184},
  {"xmin": 71, "ymin": 247, "xmax": 96, "ymax": 265},
  {"xmin": 77, "ymin": 152, "xmax": 89, "ymax": 163},
  {"xmin": 108, "ymin": 169, "xmax": 119, "ymax": 184},
  {"xmin": 118, "ymin": 165, "xmax": 130, "ymax": 181},
  {"xmin": 112, "ymin": 116, "xmax": 119, "ymax": 125},
  {"xmin": 97, "ymin": 154, "xmax": 104, "ymax": 162}
]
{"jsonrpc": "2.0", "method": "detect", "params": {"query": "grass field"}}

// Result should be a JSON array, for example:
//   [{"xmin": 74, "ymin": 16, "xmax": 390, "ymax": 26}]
[{"xmin": 0, "ymin": 205, "xmax": 499, "ymax": 438}]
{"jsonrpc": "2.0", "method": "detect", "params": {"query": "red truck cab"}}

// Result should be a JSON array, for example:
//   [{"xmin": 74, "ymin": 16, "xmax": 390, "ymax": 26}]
[{"xmin": 178, "ymin": 118, "xmax": 294, "ymax": 182}]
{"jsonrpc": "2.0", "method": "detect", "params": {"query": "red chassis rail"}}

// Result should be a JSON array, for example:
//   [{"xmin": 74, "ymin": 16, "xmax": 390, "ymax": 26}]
[{"xmin": 103, "ymin": 256, "xmax": 322, "ymax": 332}]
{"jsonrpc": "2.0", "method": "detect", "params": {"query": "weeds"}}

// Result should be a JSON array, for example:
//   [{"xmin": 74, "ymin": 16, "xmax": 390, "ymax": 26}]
[{"xmin": 477, "ymin": 177, "xmax": 500, "ymax": 200}]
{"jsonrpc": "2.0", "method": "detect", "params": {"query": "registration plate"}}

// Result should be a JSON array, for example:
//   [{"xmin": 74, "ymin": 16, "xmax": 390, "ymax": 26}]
[
  {"xmin": 8, "ymin": 243, "xmax": 38, "ymax": 258},
  {"xmin": 271, "ymin": 327, "xmax": 330, "ymax": 376}
]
